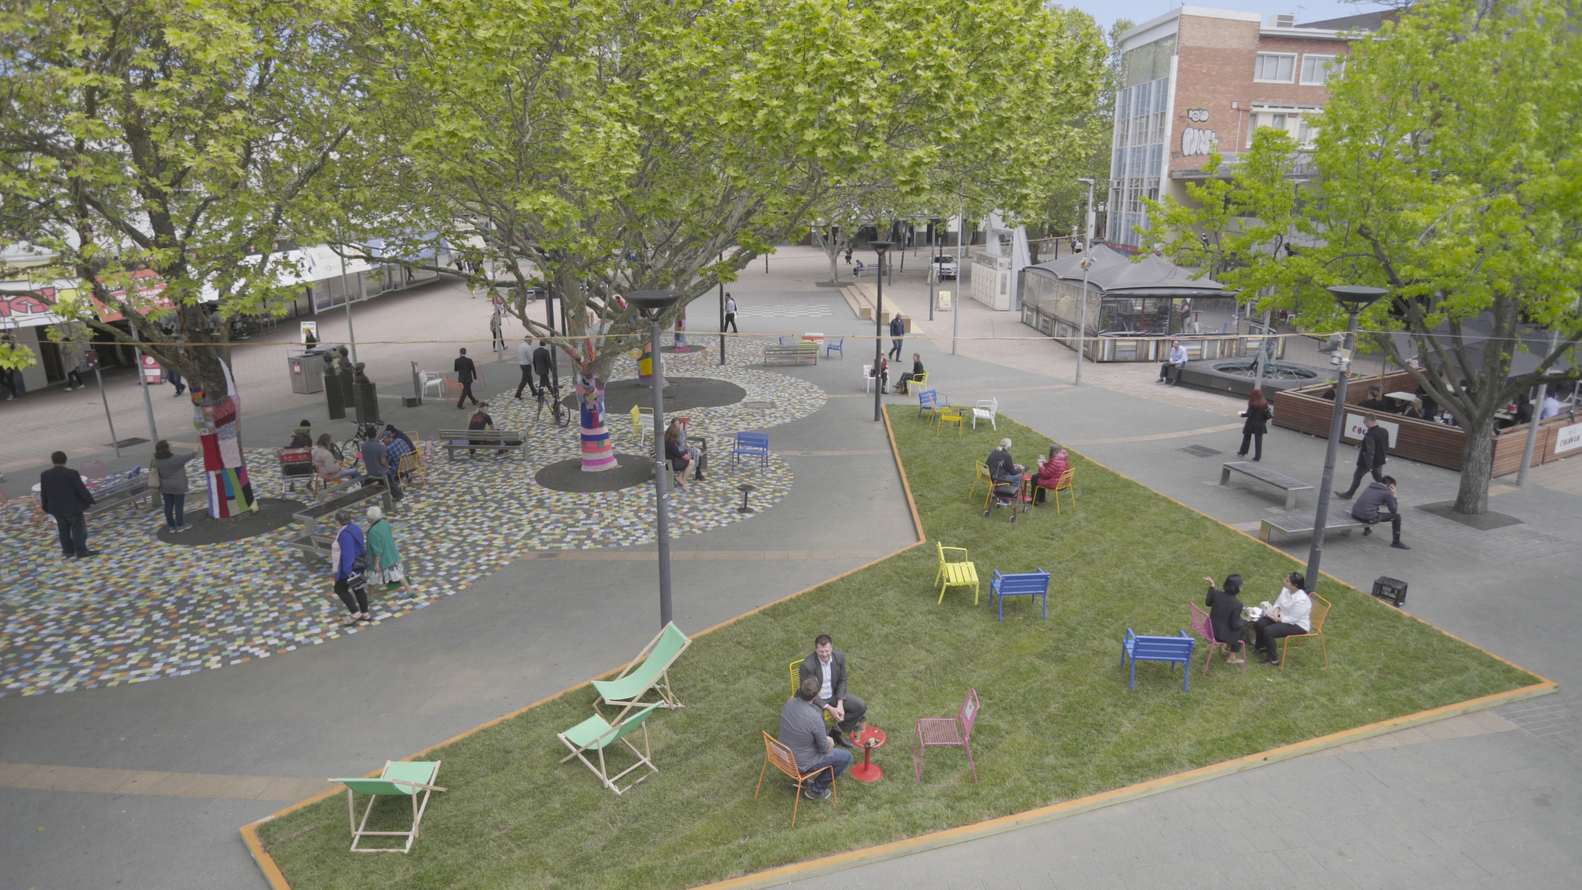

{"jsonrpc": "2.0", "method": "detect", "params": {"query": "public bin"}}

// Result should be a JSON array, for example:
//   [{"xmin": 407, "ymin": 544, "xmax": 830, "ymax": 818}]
[{"xmin": 288, "ymin": 351, "xmax": 326, "ymax": 394}]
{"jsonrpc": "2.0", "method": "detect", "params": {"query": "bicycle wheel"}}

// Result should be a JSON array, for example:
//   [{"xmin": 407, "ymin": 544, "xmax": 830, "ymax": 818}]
[{"xmin": 551, "ymin": 390, "xmax": 568, "ymax": 427}]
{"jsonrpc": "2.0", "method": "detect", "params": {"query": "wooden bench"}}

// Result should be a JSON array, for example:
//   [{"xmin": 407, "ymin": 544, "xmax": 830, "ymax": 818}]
[
  {"xmin": 1219, "ymin": 461, "xmax": 1313, "ymax": 510},
  {"xmin": 1258, "ymin": 509, "xmax": 1367, "ymax": 543},
  {"xmin": 1120, "ymin": 629, "xmax": 1196, "ymax": 692},
  {"xmin": 990, "ymin": 569, "xmax": 1050, "ymax": 622},
  {"xmin": 438, "ymin": 429, "xmax": 527, "ymax": 460},
  {"xmin": 762, "ymin": 342, "xmax": 818, "ymax": 366}
]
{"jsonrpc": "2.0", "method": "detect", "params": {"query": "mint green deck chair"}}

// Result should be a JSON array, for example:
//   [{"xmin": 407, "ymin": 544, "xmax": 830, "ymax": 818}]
[
  {"xmin": 557, "ymin": 702, "xmax": 662, "ymax": 795},
  {"xmin": 591, "ymin": 622, "xmax": 690, "ymax": 721},
  {"xmin": 328, "ymin": 760, "xmax": 446, "ymax": 853}
]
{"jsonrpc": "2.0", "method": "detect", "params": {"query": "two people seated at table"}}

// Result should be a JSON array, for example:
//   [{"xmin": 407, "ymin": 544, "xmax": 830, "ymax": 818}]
[
  {"xmin": 1032, "ymin": 446, "xmax": 1069, "ymax": 505},
  {"xmin": 986, "ymin": 438, "xmax": 1027, "ymax": 508},
  {"xmin": 782, "ymin": 634, "xmax": 866, "ymax": 800}
]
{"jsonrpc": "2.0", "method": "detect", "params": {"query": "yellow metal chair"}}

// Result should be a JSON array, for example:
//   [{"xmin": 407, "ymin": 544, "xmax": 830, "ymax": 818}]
[
  {"xmin": 1037, "ymin": 468, "xmax": 1076, "ymax": 514},
  {"xmin": 788, "ymin": 659, "xmax": 836, "ymax": 727},
  {"xmin": 629, "ymin": 405, "xmax": 655, "ymax": 442},
  {"xmin": 935, "ymin": 406, "xmax": 966, "ymax": 437},
  {"xmin": 967, "ymin": 460, "xmax": 994, "ymax": 507},
  {"xmin": 934, "ymin": 542, "xmax": 980, "ymax": 605}
]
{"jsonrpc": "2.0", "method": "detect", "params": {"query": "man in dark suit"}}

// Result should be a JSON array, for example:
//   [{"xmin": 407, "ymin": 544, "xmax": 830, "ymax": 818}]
[
  {"xmin": 453, "ymin": 347, "xmax": 479, "ymax": 409},
  {"xmin": 1338, "ymin": 414, "xmax": 1391, "ymax": 499},
  {"xmin": 39, "ymin": 451, "xmax": 98, "ymax": 558},
  {"xmin": 798, "ymin": 634, "xmax": 867, "ymax": 748}
]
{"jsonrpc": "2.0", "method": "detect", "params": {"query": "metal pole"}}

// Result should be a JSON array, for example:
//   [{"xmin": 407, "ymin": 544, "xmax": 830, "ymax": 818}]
[
  {"xmin": 718, "ymin": 252, "xmax": 726, "ymax": 367},
  {"xmin": 337, "ymin": 239, "xmax": 359, "ymax": 365},
  {"xmin": 1252, "ymin": 308, "xmax": 1273, "ymax": 393},
  {"xmin": 544, "ymin": 283, "xmax": 558, "ymax": 374},
  {"xmin": 130, "ymin": 322, "xmax": 158, "ymax": 443},
  {"xmin": 929, "ymin": 271, "xmax": 935, "ymax": 322},
  {"xmin": 94, "ymin": 367, "xmax": 120, "ymax": 458},
  {"xmin": 1518, "ymin": 330, "xmax": 1559, "ymax": 485},
  {"xmin": 649, "ymin": 313, "xmax": 674, "ymax": 628},
  {"xmin": 1074, "ymin": 178, "xmax": 1096, "ymax": 387},
  {"xmin": 1307, "ymin": 309, "xmax": 1360, "ymax": 588},
  {"xmin": 874, "ymin": 248, "xmax": 887, "ymax": 421},
  {"xmin": 954, "ymin": 202, "xmax": 964, "ymax": 356}
]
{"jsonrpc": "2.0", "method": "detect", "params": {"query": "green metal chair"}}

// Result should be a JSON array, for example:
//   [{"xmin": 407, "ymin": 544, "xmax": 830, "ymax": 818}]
[
  {"xmin": 328, "ymin": 760, "xmax": 446, "ymax": 853},
  {"xmin": 557, "ymin": 702, "xmax": 662, "ymax": 795},
  {"xmin": 591, "ymin": 622, "xmax": 691, "ymax": 721}
]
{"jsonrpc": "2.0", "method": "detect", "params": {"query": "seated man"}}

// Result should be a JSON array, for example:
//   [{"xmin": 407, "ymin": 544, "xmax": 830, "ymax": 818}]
[
  {"xmin": 1158, "ymin": 340, "xmax": 1187, "ymax": 385},
  {"xmin": 798, "ymin": 634, "xmax": 867, "ymax": 749},
  {"xmin": 1357, "ymin": 386, "xmax": 1390, "ymax": 412},
  {"xmin": 1351, "ymin": 474, "xmax": 1410, "ymax": 550},
  {"xmin": 779, "ymin": 676, "xmax": 851, "ymax": 801},
  {"xmin": 1252, "ymin": 572, "xmax": 1312, "ymax": 667},
  {"xmin": 985, "ymin": 438, "xmax": 1025, "ymax": 507},
  {"xmin": 380, "ymin": 428, "xmax": 415, "ymax": 483}
]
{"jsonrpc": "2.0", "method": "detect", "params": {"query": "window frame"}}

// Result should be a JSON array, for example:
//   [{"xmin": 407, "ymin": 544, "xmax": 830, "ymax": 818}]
[
  {"xmin": 1253, "ymin": 52, "xmax": 1297, "ymax": 84},
  {"xmin": 1300, "ymin": 54, "xmax": 1336, "ymax": 86}
]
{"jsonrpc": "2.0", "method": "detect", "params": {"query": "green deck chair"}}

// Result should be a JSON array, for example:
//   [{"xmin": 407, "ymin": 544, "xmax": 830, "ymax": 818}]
[
  {"xmin": 328, "ymin": 760, "xmax": 446, "ymax": 853},
  {"xmin": 591, "ymin": 622, "xmax": 690, "ymax": 721},
  {"xmin": 557, "ymin": 702, "xmax": 662, "ymax": 795}
]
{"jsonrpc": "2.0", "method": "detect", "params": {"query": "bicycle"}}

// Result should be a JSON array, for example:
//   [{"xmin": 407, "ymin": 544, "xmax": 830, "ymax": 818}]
[
  {"xmin": 534, "ymin": 377, "xmax": 568, "ymax": 428},
  {"xmin": 337, "ymin": 421, "xmax": 382, "ymax": 470}
]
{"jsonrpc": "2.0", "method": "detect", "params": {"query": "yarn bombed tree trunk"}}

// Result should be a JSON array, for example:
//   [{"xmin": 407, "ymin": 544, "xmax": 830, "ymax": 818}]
[
  {"xmin": 575, "ymin": 371, "xmax": 616, "ymax": 472},
  {"xmin": 193, "ymin": 360, "xmax": 258, "ymax": 517}
]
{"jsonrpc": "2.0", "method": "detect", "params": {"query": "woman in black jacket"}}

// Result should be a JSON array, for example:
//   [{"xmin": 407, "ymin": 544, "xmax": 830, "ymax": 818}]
[
  {"xmin": 1237, "ymin": 389, "xmax": 1273, "ymax": 461},
  {"xmin": 1203, "ymin": 573, "xmax": 1250, "ymax": 664}
]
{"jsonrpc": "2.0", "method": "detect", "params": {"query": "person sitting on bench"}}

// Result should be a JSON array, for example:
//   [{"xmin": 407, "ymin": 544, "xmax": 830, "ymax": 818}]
[
  {"xmin": 986, "ymin": 438, "xmax": 1026, "ymax": 508},
  {"xmin": 1158, "ymin": 340, "xmax": 1187, "ymax": 385},
  {"xmin": 663, "ymin": 420, "xmax": 704, "ymax": 490},
  {"xmin": 1351, "ymin": 474, "xmax": 1410, "ymax": 550}
]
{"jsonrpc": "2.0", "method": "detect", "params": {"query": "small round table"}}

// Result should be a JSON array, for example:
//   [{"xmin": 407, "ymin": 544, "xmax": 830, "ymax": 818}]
[{"xmin": 849, "ymin": 726, "xmax": 886, "ymax": 782}]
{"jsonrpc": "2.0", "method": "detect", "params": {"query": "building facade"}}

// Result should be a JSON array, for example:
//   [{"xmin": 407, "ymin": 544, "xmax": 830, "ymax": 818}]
[{"xmin": 1105, "ymin": 6, "xmax": 1390, "ymax": 248}]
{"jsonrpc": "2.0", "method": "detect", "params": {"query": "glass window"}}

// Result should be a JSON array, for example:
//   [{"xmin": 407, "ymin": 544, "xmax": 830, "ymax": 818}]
[
  {"xmin": 1301, "ymin": 55, "xmax": 1335, "ymax": 85},
  {"xmin": 1254, "ymin": 53, "xmax": 1296, "ymax": 83}
]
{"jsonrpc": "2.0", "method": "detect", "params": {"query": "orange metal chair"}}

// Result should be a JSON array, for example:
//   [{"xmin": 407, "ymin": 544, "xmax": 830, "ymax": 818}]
[
  {"xmin": 755, "ymin": 730, "xmax": 837, "ymax": 827},
  {"xmin": 1279, "ymin": 594, "xmax": 1331, "ymax": 669}
]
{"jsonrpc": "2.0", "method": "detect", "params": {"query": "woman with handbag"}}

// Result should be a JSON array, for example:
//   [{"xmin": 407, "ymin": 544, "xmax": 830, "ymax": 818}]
[
  {"xmin": 364, "ymin": 505, "xmax": 412, "ymax": 594},
  {"xmin": 1237, "ymin": 389, "xmax": 1274, "ymax": 461},
  {"xmin": 329, "ymin": 509, "xmax": 370, "ymax": 625},
  {"xmin": 150, "ymin": 440, "xmax": 197, "ymax": 532}
]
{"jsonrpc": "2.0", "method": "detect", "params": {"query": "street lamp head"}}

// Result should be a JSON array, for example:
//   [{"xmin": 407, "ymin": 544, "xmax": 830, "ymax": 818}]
[
  {"xmin": 870, "ymin": 240, "xmax": 894, "ymax": 258},
  {"xmin": 1076, "ymin": 177, "xmax": 1095, "ymax": 185},
  {"xmin": 1325, "ymin": 285, "xmax": 1388, "ymax": 312},
  {"xmin": 627, "ymin": 289, "xmax": 683, "ymax": 319}
]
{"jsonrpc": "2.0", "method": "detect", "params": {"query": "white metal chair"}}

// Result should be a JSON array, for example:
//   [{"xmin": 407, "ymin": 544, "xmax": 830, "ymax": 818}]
[
  {"xmin": 862, "ymin": 364, "xmax": 874, "ymax": 394},
  {"xmin": 971, "ymin": 398, "xmax": 999, "ymax": 430},
  {"xmin": 418, "ymin": 371, "xmax": 445, "ymax": 400}
]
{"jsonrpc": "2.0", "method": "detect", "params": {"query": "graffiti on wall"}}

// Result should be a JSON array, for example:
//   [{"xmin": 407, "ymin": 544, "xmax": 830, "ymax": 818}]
[
  {"xmin": 1186, "ymin": 108, "xmax": 1210, "ymax": 123},
  {"xmin": 1181, "ymin": 127, "xmax": 1219, "ymax": 157}
]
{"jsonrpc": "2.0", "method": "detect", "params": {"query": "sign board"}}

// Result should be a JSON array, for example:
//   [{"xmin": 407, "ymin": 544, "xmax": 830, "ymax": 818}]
[
  {"xmin": 937, "ymin": 289, "xmax": 953, "ymax": 312},
  {"xmin": 300, "ymin": 320, "xmax": 318, "ymax": 344},
  {"xmin": 140, "ymin": 353, "xmax": 163, "ymax": 385},
  {"xmin": 1342, "ymin": 412, "xmax": 1399, "ymax": 447},
  {"xmin": 84, "ymin": 349, "xmax": 99, "ymax": 371},
  {"xmin": 1554, "ymin": 422, "xmax": 1582, "ymax": 455}
]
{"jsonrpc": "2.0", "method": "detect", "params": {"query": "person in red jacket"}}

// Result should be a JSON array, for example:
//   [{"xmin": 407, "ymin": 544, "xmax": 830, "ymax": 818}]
[{"xmin": 1033, "ymin": 446, "xmax": 1070, "ymax": 505}]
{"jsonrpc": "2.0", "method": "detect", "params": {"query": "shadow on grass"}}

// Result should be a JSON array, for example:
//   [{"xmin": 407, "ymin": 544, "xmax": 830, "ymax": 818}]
[{"xmin": 252, "ymin": 408, "xmax": 1540, "ymax": 890}]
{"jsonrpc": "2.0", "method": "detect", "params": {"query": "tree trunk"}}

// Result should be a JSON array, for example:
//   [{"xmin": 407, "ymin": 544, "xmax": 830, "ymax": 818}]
[
  {"xmin": 828, "ymin": 250, "xmax": 843, "ymax": 285},
  {"xmin": 574, "ymin": 371, "xmax": 617, "ymax": 472},
  {"xmin": 1453, "ymin": 413, "xmax": 1495, "ymax": 515}
]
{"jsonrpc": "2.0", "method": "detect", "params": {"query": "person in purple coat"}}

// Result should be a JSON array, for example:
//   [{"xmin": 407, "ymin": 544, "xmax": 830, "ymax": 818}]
[{"xmin": 329, "ymin": 509, "xmax": 369, "ymax": 625}]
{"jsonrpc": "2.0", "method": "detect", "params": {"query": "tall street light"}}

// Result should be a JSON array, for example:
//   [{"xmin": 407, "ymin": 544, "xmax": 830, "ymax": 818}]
[
  {"xmin": 1307, "ymin": 285, "xmax": 1387, "ymax": 589},
  {"xmin": 1073, "ymin": 177, "xmax": 1096, "ymax": 386},
  {"xmin": 627, "ymin": 289, "xmax": 684, "ymax": 628},
  {"xmin": 870, "ymin": 241, "xmax": 894, "ymax": 422}
]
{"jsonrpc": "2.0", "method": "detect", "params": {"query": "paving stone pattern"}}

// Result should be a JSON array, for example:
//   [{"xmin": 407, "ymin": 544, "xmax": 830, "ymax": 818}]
[{"xmin": 0, "ymin": 341, "xmax": 823, "ymax": 698}]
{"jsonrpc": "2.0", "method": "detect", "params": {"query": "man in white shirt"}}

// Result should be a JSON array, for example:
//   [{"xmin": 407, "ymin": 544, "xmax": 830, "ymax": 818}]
[
  {"xmin": 723, "ymin": 293, "xmax": 738, "ymax": 333},
  {"xmin": 797, "ymin": 634, "xmax": 867, "ymax": 748},
  {"xmin": 1540, "ymin": 393, "xmax": 1563, "ymax": 420},
  {"xmin": 1159, "ymin": 340, "xmax": 1188, "ymax": 385},
  {"xmin": 514, "ymin": 336, "xmax": 535, "ymax": 399},
  {"xmin": 1253, "ymin": 571, "xmax": 1313, "ymax": 667}
]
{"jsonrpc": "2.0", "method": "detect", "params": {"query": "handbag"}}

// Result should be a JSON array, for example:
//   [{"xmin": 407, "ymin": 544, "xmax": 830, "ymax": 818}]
[
  {"xmin": 146, "ymin": 466, "xmax": 160, "ymax": 490},
  {"xmin": 351, "ymin": 549, "xmax": 370, "ymax": 574}
]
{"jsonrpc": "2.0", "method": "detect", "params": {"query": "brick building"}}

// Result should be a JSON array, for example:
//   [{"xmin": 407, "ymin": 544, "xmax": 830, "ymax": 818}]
[{"xmin": 1105, "ymin": 6, "xmax": 1392, "ymax": 248}]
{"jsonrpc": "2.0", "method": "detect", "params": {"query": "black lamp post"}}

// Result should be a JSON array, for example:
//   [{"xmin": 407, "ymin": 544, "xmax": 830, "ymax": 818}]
[
  {"xmin": 1307, "ymin": 285, "xmax": 1387, "ymax": 589},
  {"xmin": 627, "ymin": 289, "xmax": 684, "ymax": 628},
  {"xmin": 871, "ymin": 241, "xmax": 894, "ymax": 421}
]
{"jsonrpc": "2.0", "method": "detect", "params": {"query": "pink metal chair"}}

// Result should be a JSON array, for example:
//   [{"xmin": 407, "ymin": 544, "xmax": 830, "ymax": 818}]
[
  {"xmin": 913, "ymin": 688, "xmax": 979, "ymax": 784},
  {"xmin": 1188, "ymin": 602, "xmax": 1246, "ymax": 677},
  {"xmin": 80, "ymin": 459, "xmax": 106, "ymax": 482}
]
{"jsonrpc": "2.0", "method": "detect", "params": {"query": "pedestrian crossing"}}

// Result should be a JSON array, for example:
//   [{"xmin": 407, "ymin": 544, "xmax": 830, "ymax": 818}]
[{"xmin": 736, "ymin": 304, "xmax": 833, "ymax": 318}]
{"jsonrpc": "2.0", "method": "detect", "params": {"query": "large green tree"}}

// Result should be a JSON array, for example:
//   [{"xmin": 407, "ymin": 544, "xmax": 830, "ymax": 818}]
[{"xmin": 1142, "ymin": 0, "xmax": 1582, "ymax": 514}]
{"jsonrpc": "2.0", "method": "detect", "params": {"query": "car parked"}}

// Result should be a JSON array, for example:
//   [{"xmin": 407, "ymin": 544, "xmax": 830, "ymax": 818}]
[{"xmin": 930, "ymin": 254, "xmax": 959, "ymax": 280}]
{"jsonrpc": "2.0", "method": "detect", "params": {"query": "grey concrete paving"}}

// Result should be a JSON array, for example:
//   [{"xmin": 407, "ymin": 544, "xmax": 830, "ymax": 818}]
[{"xmin": 2, "ymin": 246, "xmax": 1577, "ymax": 889}]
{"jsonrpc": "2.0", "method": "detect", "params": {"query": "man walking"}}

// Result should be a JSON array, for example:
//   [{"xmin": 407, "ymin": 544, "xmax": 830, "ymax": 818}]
[
  {"xmin": 1338, "ymin": 414, "xmax": 1390, "ymax": 498},
  {"xmin": 514, "ymin": 335, "xmax": 535, "ymax": 399},
  {"xmin": 453, "ymin": 347, "xmax": 479, "ymax": 409},
  {"xmin": 723, "ymin": 293, "xmax": 738, "ymax": 334},
  {"xmin": 489, "ymin": 312, "xmax": 505, "ymax": 354},
  {"xmin": 887, "ymin": 314, "xmax": 904, "ymax": 361},
  {"xmin": 1351, "ymin": 475, "xmax": 1410, "ymax": 550},
  {"xmin": 39, "ymin": 451, "xmax": 98, "ymax": 558},
  {"xmin": 798, "ymin": 633, "xmax": 868, "ymax": 748},
  {"xmin": 778, "ymin": 676, "xmax": 852, "ymax": 801},
  {"xmin": 531, "ymin": 340, "xmax": 557, "ymax": 398}
]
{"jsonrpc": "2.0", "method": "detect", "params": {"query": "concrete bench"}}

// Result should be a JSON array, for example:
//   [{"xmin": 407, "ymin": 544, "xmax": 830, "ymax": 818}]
[
  {"xmin": 990, "ymin": 569, "xmax": 1050, "ymax": 622},
  {"xmin": 1259, "ymin": 509, "xmax": 1367, "ymax": 543},
  {"xmin": 284, "ymin": 532, "xmax": 335, "ymax": 559},
  {"xmin": 291, "ymin": 483, "xmax": 392, "ymax": 539},
  {"xmin": 1120, "ymin": 629, "xmax": 1196, "ymax": 692},
  {"xmin": 438, "ymin": 429, "xmax": 527, "ymax": 460},
  {"xmin": 762, "ymin": 342, "xmax": 818, "ymax": 366},
  {"xmin": 1220, "ymin": 461, "xmax": 1313, "ymax": 510}
]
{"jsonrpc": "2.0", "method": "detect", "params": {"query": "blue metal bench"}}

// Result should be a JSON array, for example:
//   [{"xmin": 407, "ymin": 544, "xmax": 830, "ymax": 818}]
[
  {"xmin": 990, "ymin": 569, "xmax": 1051, "ymax": 622},
  {"xmin": 1120, "ymin": 629, "xmax": 1196, "ymax": 692},
  {"xmin": 731, "ymin": 431, "xmax": 770, "ymax": 471}
]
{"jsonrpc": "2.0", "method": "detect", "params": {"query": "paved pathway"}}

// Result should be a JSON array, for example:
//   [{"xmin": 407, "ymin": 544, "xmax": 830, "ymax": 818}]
[{"xmin": 1, "ymin": 247, "xmax": 1576, "ymax": 889}]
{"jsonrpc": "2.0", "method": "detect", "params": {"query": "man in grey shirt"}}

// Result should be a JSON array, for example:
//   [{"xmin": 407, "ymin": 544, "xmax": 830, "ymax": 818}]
[
  {"xmin": 778, "ymin": 676, "xmax": 851, "ymax": 800},
  {"xmin": 515, "ymin": 336, "xmax": 535, "ymax": 399}
]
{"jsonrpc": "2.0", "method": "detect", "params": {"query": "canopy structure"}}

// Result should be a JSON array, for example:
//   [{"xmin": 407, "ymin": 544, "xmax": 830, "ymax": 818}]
[{"xmin": 1020, "ymin": 246, "xmax": 1233, "ymax": 342}]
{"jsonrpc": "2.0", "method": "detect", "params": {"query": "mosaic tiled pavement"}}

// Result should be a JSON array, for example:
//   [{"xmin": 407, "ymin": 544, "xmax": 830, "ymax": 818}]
[{"xmin": 0, "ymin": 343, "xmax": 824, "ymax": 697}]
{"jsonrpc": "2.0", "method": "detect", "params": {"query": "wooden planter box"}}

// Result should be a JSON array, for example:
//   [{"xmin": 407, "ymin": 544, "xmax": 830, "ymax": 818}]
[{"xmin": 1272, "ymin": 372, "xmax": 1582, "ymax": 476}]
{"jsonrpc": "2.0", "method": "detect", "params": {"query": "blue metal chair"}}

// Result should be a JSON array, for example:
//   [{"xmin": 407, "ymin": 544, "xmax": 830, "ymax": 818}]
[
  {"xmin": 778, "ymin": 336, "xmax": 795, "ymax": 346},
  {"xmin": 731, "ymin": 432, "xmax": 770, "ymax": 471},
  {"xmin": 824, "ymin": 336, "xmax": 844, "ymax": 359}
]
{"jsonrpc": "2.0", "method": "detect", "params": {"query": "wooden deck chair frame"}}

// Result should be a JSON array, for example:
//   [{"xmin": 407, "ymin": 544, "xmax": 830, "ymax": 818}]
[
  {"xmin": 558, "ymin": 702, "xmax": 662, "ymax": 795},
  {"xmin": 592, "ymin": 621, "xmax": 691, "ymax": 721},
  {"xmin": 329, "ymin": 760, "xmax": 446, "ymax": 853},
  {"xmin": 755, "ymin": 730, "xmax": 837, "ymax": 827},
  {"xmin": 1279, "ymin": 593, "xmax": 1331, "ymax": 669}
]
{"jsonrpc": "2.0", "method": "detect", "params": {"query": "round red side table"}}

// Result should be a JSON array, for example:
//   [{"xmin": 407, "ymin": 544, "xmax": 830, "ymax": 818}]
[{"xmin": 850, "ymin": 726, "xmax": 886, "ymax": 782}]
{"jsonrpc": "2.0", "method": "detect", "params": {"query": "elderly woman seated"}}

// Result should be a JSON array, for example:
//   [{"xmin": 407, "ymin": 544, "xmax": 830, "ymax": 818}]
[{"xmin": 1032, "ymin": 446, "xmax": 1070, "ymax": 505}]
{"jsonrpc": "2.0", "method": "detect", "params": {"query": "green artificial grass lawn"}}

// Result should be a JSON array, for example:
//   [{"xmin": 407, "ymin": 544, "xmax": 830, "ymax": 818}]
[{"xmin": 258, "ymin": 408, "xmax": 1538, "ymax": 889}]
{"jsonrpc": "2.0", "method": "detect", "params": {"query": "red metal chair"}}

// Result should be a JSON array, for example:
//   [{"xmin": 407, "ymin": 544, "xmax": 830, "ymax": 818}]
[
  {"xmin": 1188, "ymin": 602, "xmax": 1246, "ymax": 677},
  {"xmin": 913, "ymin": 688, "xmax": 979, "ymax": 784}
]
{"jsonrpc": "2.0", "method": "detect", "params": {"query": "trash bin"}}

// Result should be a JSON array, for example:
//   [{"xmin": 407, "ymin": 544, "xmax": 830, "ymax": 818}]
[{"xmin": 288, "ymin": 352, "xmax": 325, "ymax": 394}]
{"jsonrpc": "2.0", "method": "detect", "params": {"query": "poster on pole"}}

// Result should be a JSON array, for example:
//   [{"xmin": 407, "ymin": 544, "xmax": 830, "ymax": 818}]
[
  {"xmin": 300, "ymin": 320, "xmax": 318, "ymax": 345},
  {"xmin": 140, "ymin": 353, "xmax": 163, "ymax": 385},
  {"xmin": 937, "ymin": 289, "xmax": 953, "ymax": 312}
]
